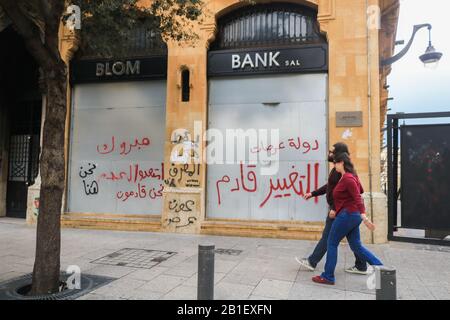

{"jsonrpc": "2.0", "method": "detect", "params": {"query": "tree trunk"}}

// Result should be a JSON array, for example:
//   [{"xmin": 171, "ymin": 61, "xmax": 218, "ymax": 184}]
[{"xmin": 31, "ymin": 62, "xmax": 67, "ymax": 295}]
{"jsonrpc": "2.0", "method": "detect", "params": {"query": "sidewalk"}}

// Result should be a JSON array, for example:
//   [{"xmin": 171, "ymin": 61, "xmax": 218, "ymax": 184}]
[{"xmin": 0, "ymin": 217, "xmax": 449, "ymax": 300}]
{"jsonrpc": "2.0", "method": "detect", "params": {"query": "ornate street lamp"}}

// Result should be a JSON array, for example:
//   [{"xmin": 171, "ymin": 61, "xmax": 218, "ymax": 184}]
[{"xmin": 381, "ymin": 24, "xmax": 443, "ymax": 69}]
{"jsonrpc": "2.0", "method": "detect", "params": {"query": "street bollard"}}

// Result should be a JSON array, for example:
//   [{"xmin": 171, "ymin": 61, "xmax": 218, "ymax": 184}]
[
  {"xmin": 197, "ymin": 244, "xmax": 215, "ymax": 300},
  {"xmin": 375, "ymin": 266, "xmax": 397, "ymax": 300}
]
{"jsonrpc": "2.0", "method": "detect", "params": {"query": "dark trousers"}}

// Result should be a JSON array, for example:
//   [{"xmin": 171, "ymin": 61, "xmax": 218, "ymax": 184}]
[{"xmin": 308, "ymin": 216, "xmax": 367, "ymax": 271}]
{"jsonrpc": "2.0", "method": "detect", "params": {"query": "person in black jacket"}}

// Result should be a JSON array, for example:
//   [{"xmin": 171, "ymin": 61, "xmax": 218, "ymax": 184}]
[{"xmin": 296, "ymin": 142, "xmax": 369, "ymax": 275}]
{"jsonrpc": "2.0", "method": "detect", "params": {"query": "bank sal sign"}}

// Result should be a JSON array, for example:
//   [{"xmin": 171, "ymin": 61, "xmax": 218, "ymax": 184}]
[
  {"xmin": 208, "ymin": 44, "xmax": 328, "ymax": 76},
  {"xmin": 232, "ymin": 51, "xmax": 301, "ymax": 69}
]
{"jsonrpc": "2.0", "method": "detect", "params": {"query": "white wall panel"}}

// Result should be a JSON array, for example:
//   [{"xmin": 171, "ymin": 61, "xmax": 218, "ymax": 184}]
[
  {"xmin": 207, "ymin": 74, "xmax": 328, "ymax": 221},
  {"xmin": 68, "ymin": 81, "xmax": 166, "ymax": 215}
]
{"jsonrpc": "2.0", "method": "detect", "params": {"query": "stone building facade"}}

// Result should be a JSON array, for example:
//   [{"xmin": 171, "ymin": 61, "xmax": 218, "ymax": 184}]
[{"xmin": 1, "ymin": 0, "xmax": 400, "ymax": 244}]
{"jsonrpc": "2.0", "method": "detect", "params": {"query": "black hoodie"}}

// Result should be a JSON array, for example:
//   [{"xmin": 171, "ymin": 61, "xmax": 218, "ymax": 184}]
[{"xmin": 311, "ymin": 167, "xmax": 341, "ymax": 211}]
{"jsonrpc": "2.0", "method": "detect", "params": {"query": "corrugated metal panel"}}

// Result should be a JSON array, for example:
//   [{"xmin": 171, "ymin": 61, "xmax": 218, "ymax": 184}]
[
  {"xmin": 207, "ymin": 73, "xmax": 328, "ymax": 221},
  {"xmin": 68, "ymin": 81, "xmax": 166, "ymax": 215},
  {"xmin": 209, "ymin": 74, "xmax": 327, "ymax": 104}
]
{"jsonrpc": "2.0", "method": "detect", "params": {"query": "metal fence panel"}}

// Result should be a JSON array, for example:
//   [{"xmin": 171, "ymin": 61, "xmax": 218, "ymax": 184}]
[{"xmin": 400, "ymin": 124, "xmax": 450, "ymax": 230}]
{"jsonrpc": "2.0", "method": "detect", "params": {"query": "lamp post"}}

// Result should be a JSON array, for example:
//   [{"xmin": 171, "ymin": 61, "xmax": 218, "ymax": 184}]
[{"xmin": 381, "ymin": 24, "xmax": 443, "ymax": 68}]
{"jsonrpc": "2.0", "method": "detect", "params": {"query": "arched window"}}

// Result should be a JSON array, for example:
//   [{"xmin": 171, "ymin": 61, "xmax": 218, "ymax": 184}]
[{"xmin": 211, "ymin": 3, "xmax": 325, "ymax": 50}]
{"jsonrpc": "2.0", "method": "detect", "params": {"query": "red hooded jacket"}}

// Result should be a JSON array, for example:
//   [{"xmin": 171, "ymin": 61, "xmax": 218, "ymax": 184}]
[{"xmin": 332, "ymin": 173, "xmax": 365, "ymax": 215}]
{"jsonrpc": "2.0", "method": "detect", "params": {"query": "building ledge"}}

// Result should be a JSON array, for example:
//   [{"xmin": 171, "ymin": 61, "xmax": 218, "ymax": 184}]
[
  {"xmin": 61, "ymin": 213, "xmax": 162, "ymax": 232},
  {"xmin": 60, "ymin": 213, "xmax": 325, "ymax": 240},
  {"xmin": 201, "ymin": 219, "xmax": 325, "ymax": 240}
]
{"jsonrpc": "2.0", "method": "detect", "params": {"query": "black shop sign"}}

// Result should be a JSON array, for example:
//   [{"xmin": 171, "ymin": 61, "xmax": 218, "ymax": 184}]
[
  {"xmin": 208, "ymin": 44, "xmax": 328, "ymax": 77},
  {"xmin": 70, "ymin": 56, "xmax": 167, "ymax": 84}
]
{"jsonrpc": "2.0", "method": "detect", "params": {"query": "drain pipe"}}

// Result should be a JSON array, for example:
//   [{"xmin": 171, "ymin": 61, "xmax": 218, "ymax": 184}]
[{"xmin": 366, "ymin": 0, "xmax": 375, "ymax": 244}]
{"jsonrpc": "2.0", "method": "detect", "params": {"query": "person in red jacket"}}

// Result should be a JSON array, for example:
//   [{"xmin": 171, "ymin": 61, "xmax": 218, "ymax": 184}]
[
  {"xmin": 312, "ymin": 152, "xmax": 383, "ymax": 285},
  {"xmin": 297, "ymin": 143, "xmax": 370, "ymax": 274}
]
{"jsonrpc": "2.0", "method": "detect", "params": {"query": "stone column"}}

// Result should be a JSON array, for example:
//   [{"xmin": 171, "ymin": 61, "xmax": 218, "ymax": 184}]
[
  {"xmin": 161, "ymin": 24, "xmax": 216, "ymax": 234},
  {"xmin": 319, "ymin": 0, "xmax": 387, "ymax": 244}
]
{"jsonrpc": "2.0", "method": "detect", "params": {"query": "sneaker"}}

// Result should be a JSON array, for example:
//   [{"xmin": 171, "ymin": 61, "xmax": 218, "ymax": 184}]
[
  {"xmin": 345, "ymin": 266, "xmax": 369, "ymax": 275},
  {"xmin": 312, "ymin": 275, "xmax": 335, "ymax": 285},
  {"xmin": 295, "ymin": 257, "xmax": 315, "ymax": 271}
]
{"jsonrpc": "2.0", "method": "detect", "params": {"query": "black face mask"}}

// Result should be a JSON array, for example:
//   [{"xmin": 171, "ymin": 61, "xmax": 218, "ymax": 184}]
[{"xmin": 328, "ymin": 154, "xmax": 335, "ymax": 162}]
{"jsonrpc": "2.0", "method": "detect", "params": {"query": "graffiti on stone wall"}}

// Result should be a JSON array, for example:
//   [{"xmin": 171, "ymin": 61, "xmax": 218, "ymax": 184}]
[
  {"xmin": 169, "ymin": 127, "xmax": 201, "ymax": 165},
  {"xmin": 249, "ymin": 137, "xmax": 319, "ymax": 155},
  {"xmin": 215, "ymin": 162, "xmax": 320, "ymax": 208},
  {"xmin": 164, "ymin": 163, "xmax": 200, "ymax": 188},
  {"xmin": 97, "ymin": 136, "xmax": 151, "ymax": 156},
  {"xmin": 71, "ymin": 134, "xmax": 164, "ymax": 214},
  {"xmin": 168, "ymin": 199, "xmax": 195, "ymax": 213},
  {"xmin": 165, "ymin": 198, "xmax": 197, "ymax": 229},
  {"xmin": 94, "ymin": 136, "xmax": 165, "ymax": 204},
  {"xmin": 79, "ymin": 163, "xmax": 99, "ymax": 196}
]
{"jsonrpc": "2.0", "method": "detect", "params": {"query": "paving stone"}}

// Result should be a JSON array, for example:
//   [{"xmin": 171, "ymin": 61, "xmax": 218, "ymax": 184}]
[
  {"xmin": 184, "ymin": 272, "xmax": 226, "ymax": 287},
  {"xmin": 221, "ymin": 271, "xmax": 265, "ymax": 286},
  {"xmin": 215, "ymin": 282, "xmax": 255, "ymax": 300},
  {"xmin": 345, "ymin": 291, "xmax": 375, "ymax": 300},
  {"xmin": 0, "ymin": 271, "xmax": 28, "ymax": 282},
  {"xmin": 84, "ymin": 265, "xmax": 137, "ymax": 278},
  {"xmin": 90, "ymin": 283, "xmax": 136, "ymax": 299},
  {"xmin": 252, "ymin": 279, "xmax": 293, "ymax": 299},
  {"xmin": 128, "ymin": 289, "xmax": 164, "ymax": 300},
  {"xmin": 289, "ymin": 282, "xmax": 346, "ymax": 300},
  {"xmin": 76, "ymin": 293, "xmax": 113, "ymax": 300},
  {"xmin": 127, "ymin": 266, "xmax": 169, "ymax": 281},
  {"xmin": 107, "ymin": 278, "xmax": 146, "ymax": 290},
  {"xmin": 214, "ymin": 259, "xmax": 241, "ymax": 273},
  {"xmin": 139, "ymin": 275, "xmax": 188, "ymax": 294},
  {"xmin": 248, "ymin": 295, "xmax": 276, "ymax": 300},
  {"xmin": 426, "ymin": 286, "xmax": 450, "ymax": 300},
  {"xmin": 161, "ymin": 285, "xmax": 197, "ymax": 300},
  {"xmin": 264, "ymin": 265, "xmax": 299, "ymax": 282}
]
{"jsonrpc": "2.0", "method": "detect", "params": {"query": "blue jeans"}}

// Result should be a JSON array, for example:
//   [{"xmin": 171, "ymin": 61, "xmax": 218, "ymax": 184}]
[
  {"xmin": 308, "ymin": 216, "xmax": 367, "ymax": 271},
  {"xmin": 321, "ymin": 210, "xmax": 383, "ymax": 283}
]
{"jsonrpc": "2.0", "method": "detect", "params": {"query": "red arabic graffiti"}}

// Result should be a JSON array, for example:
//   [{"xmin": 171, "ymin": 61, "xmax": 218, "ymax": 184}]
[
  {"xmin": 216, "ymin": 162, "xmax": 320, "ymax": 208},
  {"xmin": 250, "ymin": 137, "xmax": 319, "ymax": 155},
  {"xmin": 116, "ymin": 183, "xmax": 164, "ymax": 202},
  {"xmin": 98, "ymin": 163, "xmax": 164, "ymax": 183},
  {"xmin": 216, "ymin": 164, "xmax": 257, "ymax": 205},
  {"xmin": 260, "ymin": 163, "xmax": 319, "ymax": 207},
  {"xmin": 97, "ymin": 136, "xmax": 151, "ymax": 156}
]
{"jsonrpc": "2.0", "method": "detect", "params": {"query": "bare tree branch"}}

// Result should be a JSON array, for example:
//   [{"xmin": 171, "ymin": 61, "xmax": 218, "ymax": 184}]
[
  {"xmin": 0, "ymin": 0, "xmax": 61, "ymax": 69},
  {"xmin": 38, "ymin": 0, "xmax": 51, "ymax": 22},
  {"xmin": 0, "ymin": 1, "xmax": 48, "ymax": 65},
  {"xmin": 44, "ymin": 1, "xmax": 65, "ymax": 61}
]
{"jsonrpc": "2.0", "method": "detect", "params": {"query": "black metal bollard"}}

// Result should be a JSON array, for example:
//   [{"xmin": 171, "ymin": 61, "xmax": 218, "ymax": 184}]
[
  {"xmin": 375, "ymin": 266, "xmax": 397, "ymax": 300},
  {"xmin": 197, "ymin": 244, "xmax": 215, "ymax": 300}
]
